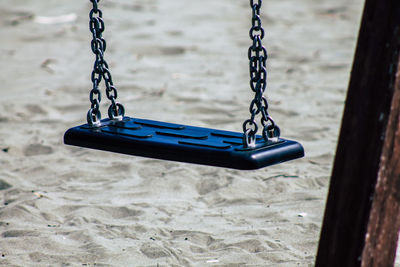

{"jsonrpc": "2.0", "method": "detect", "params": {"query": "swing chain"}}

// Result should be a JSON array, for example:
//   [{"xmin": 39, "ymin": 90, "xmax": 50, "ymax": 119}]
[
  {"xmin": 243, "ymin": 0, "xmax": 280, "ymax": 147},
  {"xmin": 87, "ymin": 0, "xmax": 125, "ymax": 126}
]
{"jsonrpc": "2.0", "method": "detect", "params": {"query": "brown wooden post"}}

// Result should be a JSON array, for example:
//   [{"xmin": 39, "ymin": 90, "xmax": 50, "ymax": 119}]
[
  {"xmin": 315, "ymin": 0, "xmax": 400, "ymax": 266},
  {"xmin": 361, "ymin": 55, "xmax": 400, "ymax": 266}
]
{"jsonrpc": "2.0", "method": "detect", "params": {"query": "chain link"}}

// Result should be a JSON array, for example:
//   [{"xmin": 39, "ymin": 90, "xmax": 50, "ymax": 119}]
[
  {"xmin": 242, "ymin": 0, "xmax": 280, "ymax": 147},
  {"xmin": 87, "ymin": 0, "xmax": 125, "ymax": 126}
]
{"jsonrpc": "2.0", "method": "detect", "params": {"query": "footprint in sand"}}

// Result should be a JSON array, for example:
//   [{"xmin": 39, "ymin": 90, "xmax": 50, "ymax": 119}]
[
  {"xmin": 231, "ymin": 239, "xmax": 267, "ymax": 253},
  {"xmin": 196, "ymin": 179, "xmax": 221, "ymax": 195},
  {"xmin": 196, "ymin": 176, "xmax": 233, "ymax": 195},
  {"xmin": 25, "ymin": 104, "xmax": 47, "ymax": 115},
  {"xmin": 2, "ymin": 230, "xmax": 39, "ymax": 238},
  {"xmin": 160, "ymin": 46, "xmax": 186, "ymax": 56},
  {"xmin": 23, "ymin": 144, "xmax": 53, "ymax": 156},
  {"xmin": 140, "ymin": 243, "xmax": 170, "ymax": 259},
  {"xmin": 0, "ymin": 180, "xmax": 11, "ymax": 190}
]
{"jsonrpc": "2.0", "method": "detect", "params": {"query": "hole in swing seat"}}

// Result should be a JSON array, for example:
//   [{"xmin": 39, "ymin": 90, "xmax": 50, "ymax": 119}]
[
  {"xmin": 133, "ymin": 119, "xmax": 185, "ymax": 130},
  {"xmin": 222, "ymin": 140, "xmax": 244, "ymax": 145},
  {"xmin": 156, "ymin": 130, "xmax": 208, "ymax": 140},
  {"xmin": 109, "ymin": 124, "xmax": 142, "ymax": 130},
  {"xmin": 211, "ymin": 132, "xmax": 243, "ymax": 139},
  {"xmin": 178, "ymin": 140, "xmax": 232, "ymax": 149},
  {"xmin": 211, "ymin": 131, "xmax": 263, "ymax": 141},
  {"xmin": 109, "ymin": 121, "xmax": 142, "ymax": 130},
  {"xmin": 101, "ymin": 126, "xmax": 153, "ymax": 139}
]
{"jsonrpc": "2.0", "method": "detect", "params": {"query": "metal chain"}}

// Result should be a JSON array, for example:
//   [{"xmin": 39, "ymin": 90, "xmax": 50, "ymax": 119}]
[
  {"xmin": 243, "ymin": 0, "xmax": 280, "ymax": 147},
  {"xmin": 87, "ymin": 0, "xmax": 125, "ymax": 126}
]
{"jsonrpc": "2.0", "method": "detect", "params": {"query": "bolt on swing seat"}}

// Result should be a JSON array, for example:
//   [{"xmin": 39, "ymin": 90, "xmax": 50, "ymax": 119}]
[{"xmin": 64, "ymin": 0, "xmax": 304, "ymax": 170}]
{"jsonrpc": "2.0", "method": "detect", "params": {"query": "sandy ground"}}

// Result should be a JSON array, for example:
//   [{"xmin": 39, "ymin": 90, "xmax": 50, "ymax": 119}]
[{"xmin": 1, "ymin": 0, "xmax": 391, "ymax": 266}]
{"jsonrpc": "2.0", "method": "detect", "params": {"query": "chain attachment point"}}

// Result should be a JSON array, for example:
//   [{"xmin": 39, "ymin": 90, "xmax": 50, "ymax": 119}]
[
  {"xmin": 261, "ymin": 116, "xmax": 280, "ymax": 142},
  {"xmin": 108, "ymin": 99, "xmax": 125, "ymax": 121},
  {"xmin": 263, "ymin": 124, "xmax": 281, "ymax": 142},
  {"xmin": 243, "ymin": 128, "xmax": 256, "ymax": 148},
  {"xmin": 87, "ymin": 108, "xmax": 102, "ymax": 127}
]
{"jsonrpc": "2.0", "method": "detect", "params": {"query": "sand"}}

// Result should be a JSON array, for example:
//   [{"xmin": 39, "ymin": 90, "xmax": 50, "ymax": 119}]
[{"xmin": 1, "ymin": 0, "xmax": 391, "ymax": 266}]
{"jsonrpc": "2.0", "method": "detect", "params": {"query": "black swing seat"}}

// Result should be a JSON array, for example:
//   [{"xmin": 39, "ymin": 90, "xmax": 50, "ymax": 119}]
[{"xmin": 64, "ymin": 117, "xmax": 304, "ymax": 170}]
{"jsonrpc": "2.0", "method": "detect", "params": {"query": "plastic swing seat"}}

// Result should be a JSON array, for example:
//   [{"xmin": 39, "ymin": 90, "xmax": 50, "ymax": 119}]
[{"xmin": 64, "ymin": 117, "xmax": 304, "ymax": 170}]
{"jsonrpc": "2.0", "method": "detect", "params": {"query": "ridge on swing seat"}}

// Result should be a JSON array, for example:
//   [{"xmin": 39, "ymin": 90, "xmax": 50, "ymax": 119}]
[{"xmin": 64, "ymin": 117, "xmax": 304, "ymax": 170}]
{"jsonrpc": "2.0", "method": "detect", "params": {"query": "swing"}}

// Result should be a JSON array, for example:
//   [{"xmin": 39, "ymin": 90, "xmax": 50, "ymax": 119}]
[{"xmin": 64, "ymin": 0, "xmax": 304, "ymax": 170}]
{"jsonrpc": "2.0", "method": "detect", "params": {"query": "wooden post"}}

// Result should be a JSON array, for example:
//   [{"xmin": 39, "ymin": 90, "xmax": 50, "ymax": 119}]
[
  {"xmin": 315, "ymin": 1, "xmax": 400, "ymax": 266},
  {"xmin": 361, "ymin": 55, "xmax": 400, "ymax": 266}
]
